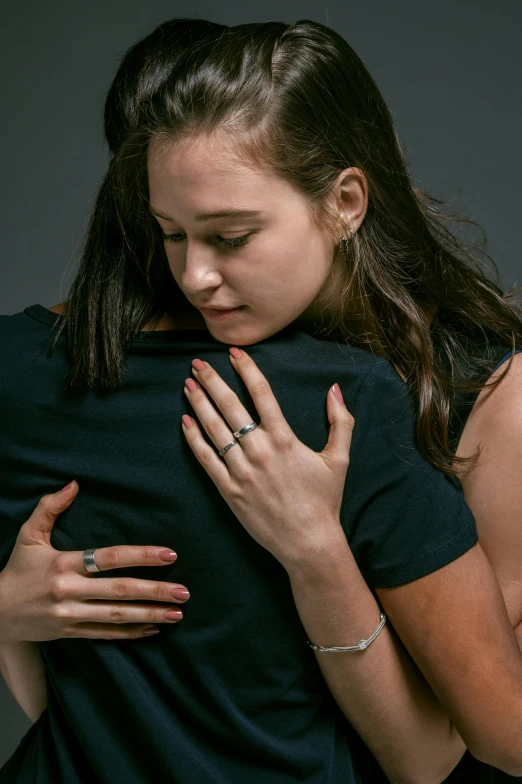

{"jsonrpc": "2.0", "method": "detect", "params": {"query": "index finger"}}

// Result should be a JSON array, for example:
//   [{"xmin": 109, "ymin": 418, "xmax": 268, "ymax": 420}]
[
  {"xmin": 63, "ymin": 545, "xmax": 178, "ymax": 576},
  {"xmin": 227, "ymin": 348, "xmax": 286, "ymax": 429}
]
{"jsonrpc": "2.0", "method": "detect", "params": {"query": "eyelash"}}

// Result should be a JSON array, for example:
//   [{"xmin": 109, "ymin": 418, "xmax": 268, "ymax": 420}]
[{"xmin": 162, "ymin": 232, "xmax": 251, "ymax": 250}]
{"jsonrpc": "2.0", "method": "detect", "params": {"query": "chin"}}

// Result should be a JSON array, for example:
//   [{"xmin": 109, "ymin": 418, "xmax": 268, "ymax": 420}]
[{"xmin": 205, "ymin": 320, "xmax": 282, "ymax": 347}]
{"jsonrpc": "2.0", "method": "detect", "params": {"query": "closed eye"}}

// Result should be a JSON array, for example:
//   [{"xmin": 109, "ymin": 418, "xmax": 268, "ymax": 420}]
[{"xmin": 162, "ymin": 232, "xmax": 251, "ymax": 249}]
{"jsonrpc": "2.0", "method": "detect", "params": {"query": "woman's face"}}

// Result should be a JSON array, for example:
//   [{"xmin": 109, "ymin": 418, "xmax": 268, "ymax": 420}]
[{"xmin": 147, "ymin": 133, "xmax": 340, "ymax": 345}]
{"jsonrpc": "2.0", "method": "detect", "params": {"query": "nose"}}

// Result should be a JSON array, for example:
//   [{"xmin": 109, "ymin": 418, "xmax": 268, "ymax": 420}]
[{"xmin": 179, "ymin": 243, "xmax": 223, "ymax": 298}]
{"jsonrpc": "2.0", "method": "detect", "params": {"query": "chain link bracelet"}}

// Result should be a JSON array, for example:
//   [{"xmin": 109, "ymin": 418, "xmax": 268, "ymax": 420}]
[{"xmin": 307, "ymin": 612, "xmax": 387, "ymax": 652}]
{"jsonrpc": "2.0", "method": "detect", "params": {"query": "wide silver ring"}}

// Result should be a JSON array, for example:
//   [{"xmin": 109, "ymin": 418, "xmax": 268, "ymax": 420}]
[
  {"xmin": 232, "ymin": 422, "xmax": 258, "ymax": 439},
  {"xmin": 218, "ymin": 440, "xmax": 237, "ymax": 458},
  {"xmin": 83, "ymin": 547, "xmax": 100, "ymax": 573}
]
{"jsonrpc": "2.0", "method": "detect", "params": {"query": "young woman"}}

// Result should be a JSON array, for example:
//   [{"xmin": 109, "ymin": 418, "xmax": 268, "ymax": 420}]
[{"xmin": 1, "ymin": 16, "xmax": 521, "ymax": 784}]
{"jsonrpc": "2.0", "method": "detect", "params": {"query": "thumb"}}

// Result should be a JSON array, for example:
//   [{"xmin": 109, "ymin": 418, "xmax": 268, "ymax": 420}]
[
  {"xmin": 20, "ymin": 480, "xmax": 79, "ymax": 546},
  {"xmin": 320, "ymin": 384, "xmax": 355, "ymax": 469}
]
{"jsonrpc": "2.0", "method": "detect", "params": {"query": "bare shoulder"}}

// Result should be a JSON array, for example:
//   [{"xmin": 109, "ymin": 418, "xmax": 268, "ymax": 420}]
[
  {"xmin": 47, "ymin": 302, "xmax": 68, "ymax": 316},
  {"xmin": 457, "ymin": 352, "xmax": 522, "ymax": 458},
  {"xmin": 456, "ymin": 352, "xmax": 522, "ymax": 625}
]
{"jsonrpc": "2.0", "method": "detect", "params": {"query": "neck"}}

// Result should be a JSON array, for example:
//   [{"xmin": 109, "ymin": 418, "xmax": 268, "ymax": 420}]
[{"xmin": 295, "ymin": 267, "xmax": 387, "ymax": 355}]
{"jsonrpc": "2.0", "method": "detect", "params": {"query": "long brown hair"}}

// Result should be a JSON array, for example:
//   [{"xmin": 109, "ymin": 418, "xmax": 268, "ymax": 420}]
[{"xmin": 48, "ymin": 17, "xmax": 522, "ymax": 474}]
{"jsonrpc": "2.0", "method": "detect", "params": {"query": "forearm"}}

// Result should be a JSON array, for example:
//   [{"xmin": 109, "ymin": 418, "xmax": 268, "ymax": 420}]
[
  {"xmin": 0, "ymin": 642, "xmax": 48, "ymax": 723},
  {"xmin": 286, "ymin": 531, "xmax": 465, "ymax": 784}
]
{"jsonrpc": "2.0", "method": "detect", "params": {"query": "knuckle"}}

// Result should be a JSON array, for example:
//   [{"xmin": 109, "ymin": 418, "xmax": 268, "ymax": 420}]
[
  {"xmin": 228, "ymin": 483, "xmax": 244, "ymax": 502},
  {"xmin": 250, "ymin": 447, "xmax": 270, "ymax": 467},
  {"xmin": 112, "ymin": 579, "xmax": 129, "ymax": 599},
  {"xmin": 108, "ymin": 606, "xmax": 124, "ymax": 623},
  {"xmin": 53, "ymin": 553, "xmax": 70, "ymax": 574},
  {"xmin": 344, "ymin": 412, "xmax": 355, "ymax": 429},
  {"xmin": 37, "ymin": 494, "xmax": 53, "ymax": 512},
  {"xmin": 50, "ymin": 576, "xmax": 70, "ymax": 602},
  {"xmin": 53, "ymin": 601, "xmax": 73, "ymax": 620},
  {"xmin": 154, "ymin": 582, "xmax": 164, "ymax": 602},
  {"xmin": 198, "ymin": 449, "xmax": 214, "ymax": 469},
  {"xmin": 220, "ymin": 393, "xmax": 238, "ymax": 412},
  {"xmin": 208, "ymin": 418, "xmax": 223, "ymax": 437},
  {"xmin": 143, "ymin": 548, "xmax": 155, "ymax": 566},
  {"xmin": 105, "ymin": 547, "xmax": 122, "ymax": 568},
  {"xmin": 232, "ymin": 464, "xmax": 253, "ymax": 484},
  {"xmin": 190, "ymin": 387, "xmax": 203, "ymax": 403},
  {"xmin": 272, "ymin": 430, "xmax": 293, "ymax": 450},
  {"xmin": 198, "ymin": 366, "xmax": 213, "ymax": 383},
  {"xmin": 252, "ymin": 380, "xmax": 272, "ymax": 398}
]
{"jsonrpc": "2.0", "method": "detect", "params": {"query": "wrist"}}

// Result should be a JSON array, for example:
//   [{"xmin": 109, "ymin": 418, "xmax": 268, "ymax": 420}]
[{"xmin": 282, "ymin": 524, "xmax": 353, "ymax": 584}]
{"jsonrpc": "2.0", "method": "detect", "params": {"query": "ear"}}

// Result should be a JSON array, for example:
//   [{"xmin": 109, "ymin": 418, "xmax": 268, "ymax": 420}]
[{"xmin": 332, "ymin": 166, "xmax": 369, "ymax": 235}]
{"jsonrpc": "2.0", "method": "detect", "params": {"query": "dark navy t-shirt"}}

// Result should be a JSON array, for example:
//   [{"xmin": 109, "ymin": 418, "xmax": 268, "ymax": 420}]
[{"xmin": 0, "ymin": 304, "xmax": 480, "ymax": 783}]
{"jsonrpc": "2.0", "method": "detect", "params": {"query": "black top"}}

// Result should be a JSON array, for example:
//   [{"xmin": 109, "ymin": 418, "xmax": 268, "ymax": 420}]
[{"xmin": 0, "ymin": 304, "xmax": 481, "ymax": 783}]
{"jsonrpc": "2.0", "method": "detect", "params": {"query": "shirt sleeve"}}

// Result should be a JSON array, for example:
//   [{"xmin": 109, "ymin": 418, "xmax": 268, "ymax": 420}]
[{"xmin": 341, "ymin": 358, "xmax": 479, "ymax": 589}]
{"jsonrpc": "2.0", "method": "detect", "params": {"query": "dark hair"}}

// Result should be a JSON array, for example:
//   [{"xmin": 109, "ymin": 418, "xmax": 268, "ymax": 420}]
[{"xmin": 49, "ymin": 16, "xmax": 522, "ymax": 474}]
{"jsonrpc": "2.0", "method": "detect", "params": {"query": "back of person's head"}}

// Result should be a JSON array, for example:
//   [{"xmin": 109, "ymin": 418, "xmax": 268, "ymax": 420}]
[{"xmin": 54, "ymin": 16, "xmax": 522, "ymax": 475}]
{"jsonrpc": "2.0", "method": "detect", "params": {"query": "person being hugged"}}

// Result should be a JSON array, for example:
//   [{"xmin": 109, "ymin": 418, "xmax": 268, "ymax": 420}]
[{"xmin": 1, "ymin": 16, "xmax": 522, "ymax": 784}]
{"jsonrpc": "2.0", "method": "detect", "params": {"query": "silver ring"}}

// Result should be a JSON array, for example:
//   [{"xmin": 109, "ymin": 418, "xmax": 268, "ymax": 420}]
[
  {"xmin": 218, "ymin": 440, "xmax": 237, "ymax": 458},
  {"xmin": 83, "ymin": 547, "xmax": 100, "ymax": 573},
  {"xmin": 232, "ymin": 422, "xmax": 258, "ymax": 439}
]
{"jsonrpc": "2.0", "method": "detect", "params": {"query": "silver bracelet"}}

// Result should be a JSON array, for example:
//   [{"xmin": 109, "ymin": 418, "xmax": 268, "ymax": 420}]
[{"xmin": 307, "ymin": 612, "xmax": 387, "ymax": 652}]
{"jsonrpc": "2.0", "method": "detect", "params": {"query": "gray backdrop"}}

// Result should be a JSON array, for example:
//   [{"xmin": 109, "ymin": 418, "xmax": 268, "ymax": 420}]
[{"xmin": 1, "ymin": 0, "xmax": 521, "ymax": 766}]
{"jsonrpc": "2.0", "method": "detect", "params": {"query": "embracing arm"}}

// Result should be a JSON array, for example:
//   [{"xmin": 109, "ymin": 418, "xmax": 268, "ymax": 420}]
[
  {"xmin": 288, "ymin": 536, "xmax": 522, "ymax": 782},
  {"xmin": 289, "ymin": 354, "xmax": 522, "ymax": 782},
  {"xmin": 0, "ymin": 638, "xmax": 47, "ymax": 723},
  {"xmin": 0, "ymin": 531, "xmax": 48, "ymax": 722},
  {"xmin": 287, "ymin": 537, "xmax": 467, "ymax": 784},
  {"xmin": 181, "ymin": 348, "xmax": 522, "ymax": 783}
]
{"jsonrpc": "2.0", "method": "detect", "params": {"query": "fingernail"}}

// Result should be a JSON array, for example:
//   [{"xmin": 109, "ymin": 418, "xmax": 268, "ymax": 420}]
[
  {"xmin": 165, "ymin": 610, "xmax": 183, "ymax": 620},
  {"xmin": 331, "ymin": 383, "xmax": 344, "ymax": 404},
  {"xmin": 171, "ymin": 588, "xmax": 190, "ymax": 600},
  {"xmin": 185, "ymin": 377, "xmax": 198, "ymax": 392},
  {"xmin": 229, "ymin": 347, "xmax": 242, "ymax": 359},
  {"xmin": 181, "ymin": 415, "xmax": 193, "ymax": 428},
  {"xmin": 58, "ymin": 480, "xmax": 76, "ymax": 494},
  {"xmin": 159, "ymin": 550, "xmax": 177, "ymax": 561},
  {"xmin": 192, "ymin": 358, "xmax": 206, "ymax": 371},
  {"xmin": 143, "ymin": 626, "xmax": 160, "ymax": 635}
]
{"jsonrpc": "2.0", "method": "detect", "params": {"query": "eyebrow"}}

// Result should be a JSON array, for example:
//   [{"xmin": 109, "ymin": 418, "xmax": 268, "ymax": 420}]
[{"xmin": 148, "ymin": 206, "xmax": 264, "ymax": 222}]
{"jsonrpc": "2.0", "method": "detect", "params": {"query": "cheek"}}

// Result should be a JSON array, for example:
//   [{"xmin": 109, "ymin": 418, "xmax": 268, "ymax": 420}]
[
  {"xmin": 165, "ymin": 250, "xmax": 181, "ymax": 281},
  {"xmin": 262, "ymin": 242, "xmax": 330, "ymax": 305}
]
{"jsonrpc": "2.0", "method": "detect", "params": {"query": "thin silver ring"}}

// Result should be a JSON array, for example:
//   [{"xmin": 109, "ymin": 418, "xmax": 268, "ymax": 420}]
[
  {"xmin": 218, "ymin": 440, "xmax": 237, "ymax": 458},
  {"xmin": 232, "ymin": 422, "xmax": 258, "ymax": 439},
  {"xmin": 83, "ymin": 548, "xmax": 100, "ymax": 573}
]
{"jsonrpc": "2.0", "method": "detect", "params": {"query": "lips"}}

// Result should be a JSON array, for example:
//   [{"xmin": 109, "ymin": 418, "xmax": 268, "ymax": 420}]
[
  {"xmin": 199, "ymin": 305, "xmax": 245, "ymax": 321},
  {"xmin": 198, "ymin": 305, "xmax": 240, "ymax": 311}
]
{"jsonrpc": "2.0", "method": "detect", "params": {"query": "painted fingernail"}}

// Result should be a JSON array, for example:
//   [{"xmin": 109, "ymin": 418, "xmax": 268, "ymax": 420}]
[
  {"xmin": 229, "ymin": 347, "xmax": 242, "ymax": 359},
  {"xmin": 159, "ymin": 550, "xmax": 177, "ymax": 561},
  {"xmin": 172, "ymin": 588, "xmax": 190, "ymax": 600},
  {"xmin": 185, "ymin": 377, "xmax": 198, "ymax": 392},
  {"xmin": 143, "ymin": 626, "xmax": 160, "ymax": 635},
  {"xmin": 165, "ymin": 610, "xmax": 183, "ymax": 620},
  {"xmin": 331, "ymin": 383, "xmax": 344, "ymax": 404},
  {"xmin": 181, "ymin": 415, "xmax": 193, "ymax": 428},
  {"xmin": 192, "ymin": 358, "xmax": 206, "ymax": 371}
]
